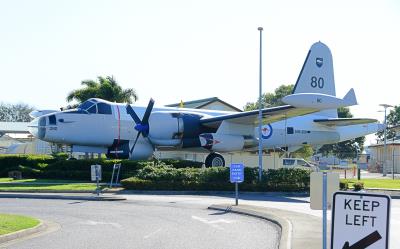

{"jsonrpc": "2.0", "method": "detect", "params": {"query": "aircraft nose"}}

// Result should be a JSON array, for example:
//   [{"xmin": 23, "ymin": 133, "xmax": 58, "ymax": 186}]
[{"xmin": 28, "ymin": 116, "xmax": 46, "ymax": 139}]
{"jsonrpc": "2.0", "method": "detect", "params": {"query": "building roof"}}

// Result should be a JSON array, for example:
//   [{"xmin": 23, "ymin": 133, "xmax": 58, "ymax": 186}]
[
  {"xmin": 368, "ymin": 138, "xmax": 400, "ymax": 147},
  {"xmin": 165, "ymin": 97, "xmax": 242, "ymax": 112}
]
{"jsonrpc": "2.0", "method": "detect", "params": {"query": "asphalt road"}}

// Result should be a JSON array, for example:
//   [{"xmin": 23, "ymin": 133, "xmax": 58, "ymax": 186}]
[{"xmin": 0, "ymin": 198, "xmax": 280, "ymax": 249}]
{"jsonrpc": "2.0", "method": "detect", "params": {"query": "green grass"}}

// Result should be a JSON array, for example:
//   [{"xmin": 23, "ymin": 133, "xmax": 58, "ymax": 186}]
[
  {"xmin": 0, "ymin": 178, "xmax": 14, "ymax": 182},
  {"xmin": 0, "ymin": 214, "xmax": 40, "ymax": 235},
  {"xmin": 346, "ymin": 179, "xmax": 400, "ymax": 189},
  {"xmin": 0, "ymin": 178, "xmax": 88, "ymax": 183},
  {"xmin": 0, "ymin": 179, "xmax": 102, "ymax": 191}
]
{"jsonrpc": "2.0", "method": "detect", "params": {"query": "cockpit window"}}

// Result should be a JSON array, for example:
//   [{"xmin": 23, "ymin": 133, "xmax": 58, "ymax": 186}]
[
  {"xmin": 97, "ymin": 103, "xmax": 112, "ymax": 114},
  {"xmin": 78, "ymin": 101, "xmax": 95, "ymax": 110},
  {"xmin": 87, "ymin": 104, "xmax": 97, "ymax": 114}
]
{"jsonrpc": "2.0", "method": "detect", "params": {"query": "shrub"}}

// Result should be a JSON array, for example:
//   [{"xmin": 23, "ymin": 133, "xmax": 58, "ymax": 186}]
[
  {"xmin": 121, "ymin": 167, "xmax": 311, "ymax": 192},
  {"xmin": 0, "ymin": 155, "xmax": 54, "ymax": 169},
  {"xmin": 340, "ymin": 180, "xmax": 349, "ymax": 190},
  {"xmin": 353, "ymin": 181, "xmax": 364, "ymax": 191},
  {"xmin": 159, "ymin": 159, "xmax": 203, "ymax": 168}
]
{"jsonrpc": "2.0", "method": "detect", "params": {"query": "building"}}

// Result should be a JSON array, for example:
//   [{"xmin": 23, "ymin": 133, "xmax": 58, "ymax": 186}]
[
  {"xmin": 368, "ymin": 126, "xmax": 400, "ymax": 173},
  {"xmin": 166, "ymin": 97, "xmax": 242, "ymax": 112}
]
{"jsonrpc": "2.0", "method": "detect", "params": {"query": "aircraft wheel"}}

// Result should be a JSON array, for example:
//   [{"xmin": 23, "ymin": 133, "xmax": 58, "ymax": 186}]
[{"xmin": 205, "ymin": 153, "xmax": 225, "ymax": 167}]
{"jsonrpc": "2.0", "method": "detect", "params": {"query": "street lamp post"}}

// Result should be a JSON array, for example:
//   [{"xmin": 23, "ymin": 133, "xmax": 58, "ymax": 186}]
[
  {"xmin": 380, "ymin": 104, "xmax": 393, "ymax": 177},
  {"xmin": 258, "ymin": 27, "xmax": 263, "ymax": 181}
]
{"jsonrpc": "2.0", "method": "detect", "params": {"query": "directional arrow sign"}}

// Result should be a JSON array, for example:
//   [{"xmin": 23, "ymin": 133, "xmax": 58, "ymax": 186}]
[
  {"xmin": 331, "ymin": 192, "xmax": 390, "ymax": 249},
  {"xmin": 342, "ymin": 230, "xmax": 382, "ymax": 249}
]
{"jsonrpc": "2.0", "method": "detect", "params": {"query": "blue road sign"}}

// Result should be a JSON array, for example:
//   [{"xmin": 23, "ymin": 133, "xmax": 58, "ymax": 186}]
[{"xmin": 230, "ymin": 163, "xmax": 244, "ymax": 183}]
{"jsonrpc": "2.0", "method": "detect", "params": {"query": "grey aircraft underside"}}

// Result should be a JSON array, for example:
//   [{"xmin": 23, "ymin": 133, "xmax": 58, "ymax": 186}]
[{"xmin": 28, "ymin": 42, "xmax": 383, "ymax": 166}]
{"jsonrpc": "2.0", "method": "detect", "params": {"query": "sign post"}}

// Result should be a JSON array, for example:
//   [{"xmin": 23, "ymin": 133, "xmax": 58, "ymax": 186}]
[
  {"xmin": 230, "ymin": 163, "xmax": 244, "ymax": 206},
  {"xmin": 91, "ymin": 165, "xmax": 102, "ymax": 196},
  {"xmin": 310, "ymin": 172, "xmax": 339, "ymax": 249},
  {"xmin": 322, "ymin": 172, "xmax": 327, "ymax": 249},
  {"xmin": 331, "ymin": 192, "xmax": 391, "ymax": 249}
]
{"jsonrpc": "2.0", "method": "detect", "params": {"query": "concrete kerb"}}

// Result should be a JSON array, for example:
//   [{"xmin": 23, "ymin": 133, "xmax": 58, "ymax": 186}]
[
  {"xmin": 208, "ymin": 204, "xmax": 323, "ymax": 249},
  {"xmin": 209, "ymin": 204, "xmax": 292, "ymax": 249},
  {"xmin": 0, "ymin": 219, "xmax": 46, "ymax": 244}
]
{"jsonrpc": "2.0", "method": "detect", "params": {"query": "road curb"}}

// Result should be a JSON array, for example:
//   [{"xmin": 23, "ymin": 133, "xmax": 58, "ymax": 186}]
[
  {"xmin": 120, "ymin": 190, "xmax": 309, "ymax": 197},
  {"xmin": 0, "ymin": 219, "xmax": 46, "ymax": 244},
  {"xmin": 0, "ymin": 193, "xmax": 126, "ymax": 201},
  {"xmin": 208, "ymin": 204, "xmax": 292, "ymax": 249}
]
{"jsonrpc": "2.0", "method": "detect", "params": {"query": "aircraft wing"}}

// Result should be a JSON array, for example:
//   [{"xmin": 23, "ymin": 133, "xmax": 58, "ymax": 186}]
[
  {"xmin": 0, "ymin": 122, "xmax": 30, "ymax": 135},
  {"xmin": 200, "ymin": 105, "xmax": 318, "ymax": 128},
  {"xmin": 313, "ymin": 118, "xmax": 378, "ymax": 127}
]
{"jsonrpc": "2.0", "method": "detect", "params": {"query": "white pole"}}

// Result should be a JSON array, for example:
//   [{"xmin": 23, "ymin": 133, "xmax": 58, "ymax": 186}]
[
  {"xmin": 258, "ymin": 27, "xmax": 263, "ymax": 181},
  {"xmin": 383, "ymin": 107, "xmax": 388, "ymax": 176},
  {"xmin": 380, "ymin": 104, "xmax": 393, "ymax": 176}
]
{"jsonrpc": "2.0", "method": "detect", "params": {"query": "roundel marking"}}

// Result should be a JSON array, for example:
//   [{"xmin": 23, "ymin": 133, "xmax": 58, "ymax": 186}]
[{"xmin": 261, "ymin": 124, "xmax": 273, "ymax": 139}]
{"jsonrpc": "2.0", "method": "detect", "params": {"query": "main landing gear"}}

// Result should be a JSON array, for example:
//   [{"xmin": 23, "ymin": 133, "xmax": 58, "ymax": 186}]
[{"xmin": 205, "ymin": 152, "xmax": 225, "ymax": 167}]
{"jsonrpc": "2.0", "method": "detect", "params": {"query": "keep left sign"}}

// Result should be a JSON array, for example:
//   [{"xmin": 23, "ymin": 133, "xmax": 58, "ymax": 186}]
[{"xmin": 331, "ymin": 192, "xmax": 391, "ymax": 249}]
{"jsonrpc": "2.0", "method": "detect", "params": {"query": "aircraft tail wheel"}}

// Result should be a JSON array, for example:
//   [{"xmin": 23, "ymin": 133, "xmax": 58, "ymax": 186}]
[{"xmin": 205, "ymin": 153, "xmax": 225, "ymax": 167}]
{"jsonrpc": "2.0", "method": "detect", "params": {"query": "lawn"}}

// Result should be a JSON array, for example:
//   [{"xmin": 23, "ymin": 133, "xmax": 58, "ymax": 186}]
[
  {"xmin": 0, "ymin": 178, "xmax": 87, "ymax": 183},
  {"xmin": 0, "ymin": 214, "xmax": 40, "ymax": 236},
  {"xmin": 0, "ymin": 178, "xmax": 102, "ymax": 191},
  {"xmin": 346, "ymin": 179, "xmax": 400, "ymax": 189}
]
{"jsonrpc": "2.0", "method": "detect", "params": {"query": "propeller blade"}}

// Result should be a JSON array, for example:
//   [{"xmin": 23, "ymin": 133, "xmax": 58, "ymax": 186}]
[
  {"xmin": 141, "ymin": 98, "xmax": 155, "ymax": 125},
  {"xmin": 129, "ymin": 132, "xmax": 141, "ymax": 155},
  {"xmin": 126, "ymin": 104, "xmax": 141, "ymax": 124}
]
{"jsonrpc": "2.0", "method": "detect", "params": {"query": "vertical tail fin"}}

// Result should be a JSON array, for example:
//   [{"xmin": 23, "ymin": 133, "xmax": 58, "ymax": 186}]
[
  {"xmin": 292, "ymin": 42, "xmax": 336, "ymax": 96},
  {"xmin": 343, "ymin": 88, "xmax": 358, "ymax": 106},
  {"xmin": 293, "ymin": 42, "xmax": 337, "ymax": 117}
]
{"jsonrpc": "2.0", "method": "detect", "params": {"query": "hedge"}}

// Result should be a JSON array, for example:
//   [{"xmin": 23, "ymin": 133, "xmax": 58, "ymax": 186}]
[
  {"xmin": 0, "ymin": 155, "xmax": 311, "ymax": 192},
  {"xmin": 121, "ymin": 166, "xmax": 310, "ymax": 192},
  {"xmin": 0, "ymin": 155, "xmax": 205, "ymax": 181}
]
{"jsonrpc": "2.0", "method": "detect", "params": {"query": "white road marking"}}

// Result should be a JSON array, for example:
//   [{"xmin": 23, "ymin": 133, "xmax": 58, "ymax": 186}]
[
  {"xmin": 144, "ymin": 228, "xmax": 162, "ymax": 239},
  {"xmin": 191, "ymin": 216, "xmax": 235, "ymax": 224},
  {"xmin": 191, "ymin": 215, "xmax": 236, "ymax": 230},
  {"xmin": 79, "ymin": 220, "xmax": 122, "ymax": 229}
]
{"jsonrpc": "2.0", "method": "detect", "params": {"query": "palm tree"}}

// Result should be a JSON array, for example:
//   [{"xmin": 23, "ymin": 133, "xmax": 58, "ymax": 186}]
[{"xmin": 66, "ymin": 76, "xmax": 138, "ymax": 104}]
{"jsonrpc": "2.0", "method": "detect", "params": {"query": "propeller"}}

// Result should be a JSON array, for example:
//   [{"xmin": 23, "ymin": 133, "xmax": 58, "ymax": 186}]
[{"xmin": 126, "ymin": 99, "xmax": 155, "ymax": 155}]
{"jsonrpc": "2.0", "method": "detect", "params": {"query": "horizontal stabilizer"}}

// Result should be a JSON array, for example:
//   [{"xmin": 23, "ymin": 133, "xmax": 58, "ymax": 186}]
[{"xmin": 314, "ymin": 118, "xmax": 377, "ymax": 127}]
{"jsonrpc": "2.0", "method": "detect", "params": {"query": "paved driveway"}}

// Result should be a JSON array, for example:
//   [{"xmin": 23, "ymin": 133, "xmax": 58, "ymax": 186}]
[{"xmin": 0, "ymin": 198, "xmax": 279, "ymax": 249}]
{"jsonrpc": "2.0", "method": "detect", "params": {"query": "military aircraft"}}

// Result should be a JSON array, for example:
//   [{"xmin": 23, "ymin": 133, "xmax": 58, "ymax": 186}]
[{"xmin": 27, "ymin": 42, "xmax": 383, "ymax": 166}]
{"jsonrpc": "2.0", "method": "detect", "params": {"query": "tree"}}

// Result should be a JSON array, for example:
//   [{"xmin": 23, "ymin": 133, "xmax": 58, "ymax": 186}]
[
  {"xmin": 0, "ymin": 103, "xmax": 34, "ymax": 122},
  {"xmin": 291, "ymin": 145, "xmax": 314, "ymax": 159},
  {"xmin": 244, "ymin": 84, "xmax": 294, "ymax": 110},
  {"xmin": 376, "ymin": 105, "xmax": 400, "ymax": 141},
  {"xmin": 244, "ymin": 84, "xmax": 365, "ymax": 159},
  {"xmin": 67, "ymin": 76, "xmax": 138, "ymax": 104}
]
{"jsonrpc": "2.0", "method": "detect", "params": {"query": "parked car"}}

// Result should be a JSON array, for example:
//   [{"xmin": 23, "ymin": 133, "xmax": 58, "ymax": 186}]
[{"xmin": 282, "ymin": 158, "xmax": 319, "ymax": 171}]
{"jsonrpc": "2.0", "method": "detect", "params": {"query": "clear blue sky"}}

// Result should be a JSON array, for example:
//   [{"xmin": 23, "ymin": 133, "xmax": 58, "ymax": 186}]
[{"xmin": 0, "ymin": 0, "xmax": 399, "ymax": 144}]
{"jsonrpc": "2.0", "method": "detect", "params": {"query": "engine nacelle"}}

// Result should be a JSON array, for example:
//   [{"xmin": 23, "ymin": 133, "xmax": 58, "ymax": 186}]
[
  {"xmin": 148, "ymin": 112, "xmax": 184, "ymax": 140},
  {"xmin": 199, "ymin": 133, "xmax": 244, "ymax": 152},
  {"xmin": 148, "ymin": 111, "xmax": 215, "ymax": 148}
]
